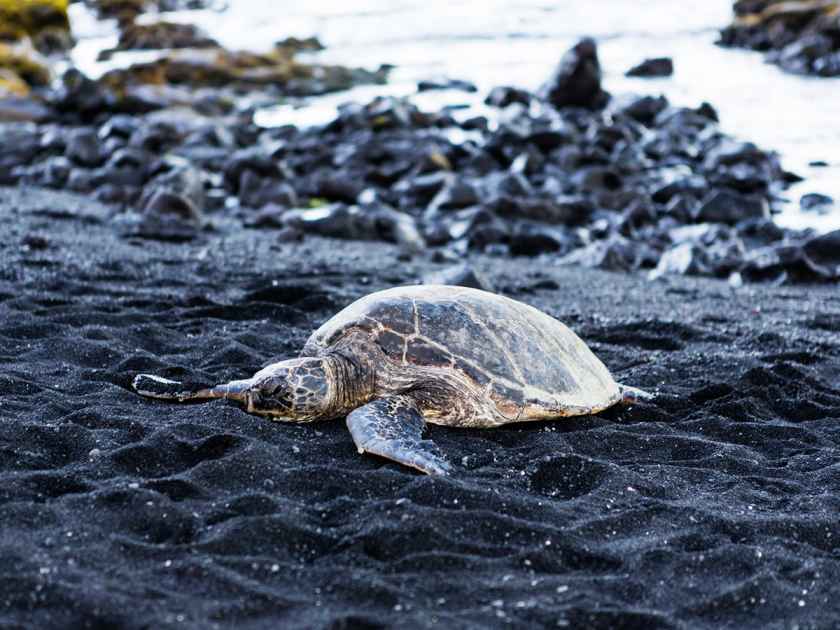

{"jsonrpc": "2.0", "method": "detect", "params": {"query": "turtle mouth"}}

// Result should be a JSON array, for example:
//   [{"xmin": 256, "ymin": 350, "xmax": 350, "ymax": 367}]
[{"xmin": 241, "ymin": 393, "xmax": 294, "ymax": 419}]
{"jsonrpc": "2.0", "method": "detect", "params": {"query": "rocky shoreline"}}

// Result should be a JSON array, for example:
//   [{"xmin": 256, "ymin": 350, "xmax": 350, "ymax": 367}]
[
  {"xmin": 719, "ymin": 0, "xmax": 840, "ymax": 77},
  {"xmin": 2, "ymin": 30, "xmax": 839, "ymax": 285},
  {"xmin": 2, "ymin": 3, "xmax": 838, "ymax": 286},
  {"xmin": 0, "ymin": 1, "xmax": 389, "ymax": 122}
]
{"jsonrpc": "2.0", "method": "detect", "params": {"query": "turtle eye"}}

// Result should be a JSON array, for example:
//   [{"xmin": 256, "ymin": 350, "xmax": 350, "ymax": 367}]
[
  {"xmin": 262, "ymin": 379, "xmax": 287, "ymax": 397},
  {"xmin": 252, "ymin": 377, "xmax": 293, "ymax": 413},
  {"xmin": 260, "ymin": 379, "xmax": 285, "ymax": 398}
]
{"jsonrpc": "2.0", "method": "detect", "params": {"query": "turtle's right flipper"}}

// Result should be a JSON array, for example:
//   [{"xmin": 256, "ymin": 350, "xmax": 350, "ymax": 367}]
[
  {"xmin": 618, "ymin": 384, "xmax": 655, "ymax": 405},
  {"xmin": 346, "ymin": 395, "xmax": 452, "ymax": 476}
]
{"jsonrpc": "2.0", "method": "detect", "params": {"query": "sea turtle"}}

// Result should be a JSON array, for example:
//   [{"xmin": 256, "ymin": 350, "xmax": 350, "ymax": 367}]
[{"xmin": 133, "ymin": 285, "xmax": 650, "ymax": 475}]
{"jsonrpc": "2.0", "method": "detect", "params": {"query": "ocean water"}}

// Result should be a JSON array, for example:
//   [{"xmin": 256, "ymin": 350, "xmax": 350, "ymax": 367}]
[{"xmin": 68, "ymin": 0, "xmax": 840, "ymax": 231}]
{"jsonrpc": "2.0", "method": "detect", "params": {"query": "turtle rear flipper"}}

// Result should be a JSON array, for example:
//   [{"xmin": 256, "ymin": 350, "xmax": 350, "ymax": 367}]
[
  {"xmin": 618, "ymin": 384, "xmax": 654, "ymax": 405},
  {"xmin": 346, "ymin": 395, "xmax": 452, "ymax": 476}
]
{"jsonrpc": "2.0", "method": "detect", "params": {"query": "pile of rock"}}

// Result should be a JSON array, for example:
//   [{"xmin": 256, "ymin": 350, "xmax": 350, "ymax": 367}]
[
  {"xmin": 91, "ymin": 41, "xmax": 389, "ymax": 114},
  {"xmin": 0, "ymin": 0, "xmax": 72, "ymax": 53},
  {"xmin": 719, "ymin": 0, "xmax": 840, "ymax": 76},
  {"xmin": 85, "ymin": 0, "xmax": 218, "ymax": 22},
  {"xmin": 0, "ymin": 41, "xmax": 51, "ymax": 97},
  {"xmin": 626, "ymin": 57, "xmax": 674, "ymax": 77},
  {"xmin": 85, "ymin": 0, "xmax": 385, "ymax": 108},
  {"xmin": 2, "ymin": 37, "xmax": 837, "ymax": 284},
  {"xmin": 0, "ymin": 1, "xmax": 72, "ymax": 120},
  {"xmin": 0, "ymin": 0, "xmax": 388, "ymax": 122},
  {"xmin": 0, "ymin": 0, "xmax": 68, "ymax": 90}
]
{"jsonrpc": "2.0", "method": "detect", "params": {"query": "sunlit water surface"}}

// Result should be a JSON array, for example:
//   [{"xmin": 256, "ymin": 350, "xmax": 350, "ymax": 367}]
[{"xmin": 69, "ymin": 0, "xmax": 840, "ymax": 231}]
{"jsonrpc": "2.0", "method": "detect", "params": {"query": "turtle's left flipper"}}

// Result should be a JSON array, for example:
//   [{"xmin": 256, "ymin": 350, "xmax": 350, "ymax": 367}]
[
  {"xmin": 346, "ymin": 395, "xmax": 452, "ymax": 476},
  {"xmin": 133, "ymin": 374, "xmax": 251, "ymax": 403},
  {"xmin": 618, "ymin": 384, "xmax": 655, "ymax": 405}
]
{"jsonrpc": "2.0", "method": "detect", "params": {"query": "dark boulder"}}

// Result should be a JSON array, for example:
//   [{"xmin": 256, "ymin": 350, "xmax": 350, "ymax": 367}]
[
  {"xmin": 800, "ymin": 193, "xmax": 834, "ymax": 213},
  {"xmin": 98, "ymin": 115, "xmax": 139, "ymax": 141},
  {"xmin": 417, "ymin": 78, "xmax": 477, "ymax": 93},
  {"xmin": 0, "ymin": 96, "xmax": 54, "ymax": 122},
  {"xmin": 66, "ymin": 129, "xmax": 104, "ymax": 167},
  {"xmin": 423, "ymin": 264, "xmax": 495, "ymax": 292},
  {"xmin": 313, "ymin": 172, "xmax": 366, "ymax": 204},
  {"xmin": 484, "ymin": 86, "xmax": 532, "ymax": 108},
  {"xmin": 704, "ymin": 140, "xmax": 771, "ymax": 170},
  {"xmin": 244, "ymin": 203, "xmax": 287, "ymax": 229},
  {"xmin": 50, "ymin": 69, "xmax": 111, "ymax": 121},
  {"xmin": 426, "ymin": 176, "xmax": 481, "ymax": 215},
  {"xmin": 803, "ymin": 229, "xmax": 840, "ymax": 278},
  {"xmin": 649, "ymin": 243, "xmax": 710, "ymax": 279},
  {"xmin": 510, "ymin": 223, "xmax": 575, "ymax": 257},
  {"xmin": 142, "ymin": 190, "xmax": 203, "ymax": 224},
  {"xmin": 656, "ymin": 223, "xmax": 746, "ymax": 278},
  {"xmin": 426, "ymin": 206, "xmax": 507, "ymax": 249},
  {"xmin": 773, "ymin": 33, "xmax": 833, "ymax": 74},
  {"xmin": 558, "ymin": 236, "xmax": 640, "ymax": 271},
  {"xmin": 693, "ymin": 190, "xmax": 768, "ymax": 224},
  {"xmin": 814, "ymin": 51, "xmax": 840, "ymax": 77},
  {"xmin": 615, "ymin": 95, "xmax": 669, "ymax": 126},
  {"xmin": 140, "ymin": 163, "xmax": 205, "ymax": 225},
  {"xmin": 626, "ymin": 57, "xmax": 674, "ymax": 77},
  {"xmin": 537, "ymin": 37, "xmax": 610, "ymax": 110},
  {"xmin": 736, "ymin": 217, "xmax": 786, "ymax": 246},
  {"xmin": 121, "ymin": 163, "xmax": 207, "ymax": 242},
  {"xmin": 393, "ymin": 171, "xmax": 449, "ymax": 207},
  {"xmin": 739, "ymin": 245, "xmax": 804, "ymax": 284},
  {"xmin": 618, "ymin": 199, "xmax": 658, "ymax": 236},
  {"xmin": 223, "ymin": 148, "xmax": 279, "ymax": 192},
  {"xmin": 283, "ymin": 203, "xmax": 425, "ymax": 253},
  {"xmin": 239, "ymin": 173, "xmax": 298, "ymax": 209},
  {"xmin": 129, "ymin": 121, "xmax": 181, "ymax": 153},
  {"xmin": 105, "ymin": 21, "xmax": 219, "ymax": 56},
  {"xmin": 489, "ymin": 195, "xmax": 594, "ymax": 226}
]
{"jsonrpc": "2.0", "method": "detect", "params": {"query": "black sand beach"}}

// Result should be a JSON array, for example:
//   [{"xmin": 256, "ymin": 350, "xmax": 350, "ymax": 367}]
[{"xmin": 3, "ymin": 186, "xmax": 840, "ymax": 629}]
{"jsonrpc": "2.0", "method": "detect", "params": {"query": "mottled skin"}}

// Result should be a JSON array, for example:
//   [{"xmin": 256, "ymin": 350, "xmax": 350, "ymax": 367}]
[{"xmin": 133, "ymin": 285, "xmax": 648, "ymax": 475}]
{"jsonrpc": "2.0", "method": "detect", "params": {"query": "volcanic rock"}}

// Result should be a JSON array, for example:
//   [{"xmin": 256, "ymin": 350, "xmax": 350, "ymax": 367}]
[
  {"xmin": 626, "ymin": 57, "xmax": 674, "ymax": 77},
  {"xmin": 538, "ymin": 37, "xmax": 610, "ymax": 110},
  {"xmin": 693, "ymin": 190, "xmax": 768, "ymax": 224},
  {"xmin": 800, "ymin": 192, "xmax": 834, "ymax": 213},
  {"xmin": 423, "ymin": 264, "xmax": 496, "ymax": 292}
]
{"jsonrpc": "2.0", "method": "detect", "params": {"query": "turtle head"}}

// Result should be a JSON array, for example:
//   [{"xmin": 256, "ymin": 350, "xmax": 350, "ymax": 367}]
[
  {"xmin": 134, "ymin": 357, "xmax": 334, "ymax": 422},
  {"xmin": 241, "ymin": 357, "xmax": 332, "ymax": 421}
]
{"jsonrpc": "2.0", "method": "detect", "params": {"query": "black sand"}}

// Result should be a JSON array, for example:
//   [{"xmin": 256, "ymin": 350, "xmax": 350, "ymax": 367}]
[{"xmin": 2, "ymin": 187, "xmax": 840, "ymax": 629}]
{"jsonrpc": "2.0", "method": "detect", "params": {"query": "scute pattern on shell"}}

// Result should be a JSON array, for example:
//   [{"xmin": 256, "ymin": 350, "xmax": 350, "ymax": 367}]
[{"xmin": 303, "ymin": 285, "xmax": 621, "ymax": 418}]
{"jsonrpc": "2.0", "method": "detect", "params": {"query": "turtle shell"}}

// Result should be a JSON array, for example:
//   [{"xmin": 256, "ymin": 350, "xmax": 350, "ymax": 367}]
[{"xmin": 303, "ymin": 285, "xmax": 620, "ymax": 416}]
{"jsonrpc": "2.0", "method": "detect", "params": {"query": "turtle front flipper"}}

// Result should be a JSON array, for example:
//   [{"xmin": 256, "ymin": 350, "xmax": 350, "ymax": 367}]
[
  {"xmin": 133, "ymin": 374, "xmax": 250, "ymax": 402},
  {"xmin": 346, "ymin": 395, "xmax": 452, "ymax": 476}
]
